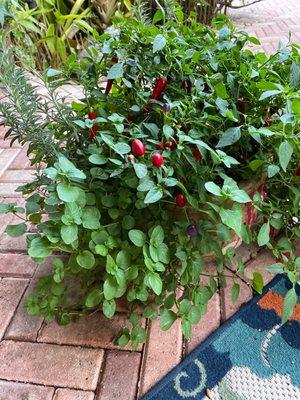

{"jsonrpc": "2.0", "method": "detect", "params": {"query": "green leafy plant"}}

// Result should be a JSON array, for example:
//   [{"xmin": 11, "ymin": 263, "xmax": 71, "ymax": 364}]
[
  {"xmin": 1, "ymin": 0, "xmax": 93, "ymax": 69},
  {"xmin": 0, "ymin": 10, "xmax": 299, "ymax": 348}
]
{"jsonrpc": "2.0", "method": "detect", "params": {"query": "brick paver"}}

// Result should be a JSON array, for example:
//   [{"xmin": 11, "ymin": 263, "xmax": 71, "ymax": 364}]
[
  {"xmin": 97, "ymin": 351, "xmax": 141, "ymax": 400},
  {"xmin": 243, "ymin": 248, "xmax": 276, "ymax": 284},
  {"xmin": 39, "ymin": 313, "xmax": 145, "ymax": 351},
  {"xmin": 0, "ymin": 2, "xmax": 299, "ymax": 398},
  {"xmin": 138, "ymin": 319, "xmax": 182, "ymax": 397},
  {"xmin": 0, "ymin": 278, "xmax": 28, "ymax": 340},
  {"xmin": 0, "ymin": 340, "xmax": 104, "ymax": 390},
  {"xmin": 185, "ymin": 292, "xmax": 221, "ymax": 354},
  {"xmin": 0, "ymin": 253, "xmax": 36, "ymax": 278},
  {"xmin": 0, "ymin": 380, "xmax": 55, "ymax": 400},
  {"xmin": 220, "ymin": 271, "xmax": 253, "ymax": 321},
  {"xmin": 53, "ymin": 389, "xmax": 95, "ymax": 400},
  {"xmin": 229, "ymin": 0, "xmax": 300, "ymax": 53}
]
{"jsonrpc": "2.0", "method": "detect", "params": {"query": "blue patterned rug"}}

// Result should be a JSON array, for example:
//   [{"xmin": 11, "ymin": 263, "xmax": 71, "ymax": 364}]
[{"xmin": 142, "ymin": 276, "xmax": 300, "ymax": 400}]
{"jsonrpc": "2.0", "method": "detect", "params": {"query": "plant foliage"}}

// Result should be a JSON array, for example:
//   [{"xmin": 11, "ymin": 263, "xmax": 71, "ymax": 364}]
[{"xmin": 0, "ymin": 11, "xmax": 299, "ymax": 347}]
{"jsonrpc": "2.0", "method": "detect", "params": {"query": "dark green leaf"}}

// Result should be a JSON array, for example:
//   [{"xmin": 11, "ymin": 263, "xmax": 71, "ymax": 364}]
[
  {"xmin": 231, "ymin": 282, "xmax": 240, "ymax": 304},
  {"xmin": 6, "ymin": 223, "xmax": 27, "ymax": 237},
  {"xmin": 160, "ymin": 310, "xmax": 177, "ymax": 330}
]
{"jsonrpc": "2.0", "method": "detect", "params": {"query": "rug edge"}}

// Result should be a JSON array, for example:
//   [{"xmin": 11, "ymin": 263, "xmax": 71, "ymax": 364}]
[{"xmin": 141, "ymin": 274, "xmax": 285, "ymax": 400}]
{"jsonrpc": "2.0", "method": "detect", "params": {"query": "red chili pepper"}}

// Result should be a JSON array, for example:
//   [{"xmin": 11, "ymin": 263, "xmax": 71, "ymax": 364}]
[
  {"xmin": 152, "ymin": 153, "xmax": 164, "ymax": 168},
  {"xmin": 88, "ymin": 111, "xmax": 97, "ymax": 120},
  {"xmin": 243, "ymin": 189, "xmax": 258, "ymax": 226},
  {"xmin": 192, "ymin": 146, "xmax": 202, "ymax": 161},
  {"xmin": 104, "ymin": 56, "xmax": 118, "ymax": 95},
  {"xmin": 131, "ymin": 139, "xmax": 146, "ymax": 157},
  {"xmin": 105, "ymin": 79, "xmax": 114, "ymax": 95},
  {"xmin": 244, "ymin": 184, "xmax": 267, "ymax": 226},
  {"xmin": 151, "ymin": 77, "xmax": 168, "ymax": 100},
  {"xmin": 89, "ymin": 125, "xmax": 99, "ymax": 140},
  {"xmin": 176, "ymin": 193, "xmax": 187, "ymax": 208}
]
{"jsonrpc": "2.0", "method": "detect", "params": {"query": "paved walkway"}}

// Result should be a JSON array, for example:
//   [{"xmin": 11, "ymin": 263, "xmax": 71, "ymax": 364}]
[
  {"xmin": 0, "ymin": 1, "xmax": 299, "ymax": 399},
  {"xmin": 229, "ymin": 0, "xmax": 300, "ymax": 53}
]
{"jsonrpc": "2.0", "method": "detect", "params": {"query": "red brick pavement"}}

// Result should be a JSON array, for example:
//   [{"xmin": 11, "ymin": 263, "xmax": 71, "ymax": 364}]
[
  {"xmin": 228, "ymin": 0, "xmax": 300, "ymax": 54},
  {"xmin": 0, "ymin": 1, "xmax": 299, "ymax": 397}
]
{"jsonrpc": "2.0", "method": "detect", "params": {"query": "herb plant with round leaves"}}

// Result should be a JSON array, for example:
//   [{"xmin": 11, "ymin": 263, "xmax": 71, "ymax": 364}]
[{"xmin": 0, "ymin": 12, "xmax": 299, "ymax": 348}]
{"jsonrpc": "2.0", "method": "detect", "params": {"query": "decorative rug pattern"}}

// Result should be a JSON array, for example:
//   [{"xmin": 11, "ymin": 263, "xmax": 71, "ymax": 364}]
[{"xmin": 142, "ymin": 276, "xmax": 300, "ymax": 399}]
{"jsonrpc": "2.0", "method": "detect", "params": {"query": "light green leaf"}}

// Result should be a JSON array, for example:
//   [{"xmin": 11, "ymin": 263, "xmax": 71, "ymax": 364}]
[
  {"xmin": 82, "ymin": 207, "xmax": 101, "ymax": 230},
  {"xmin": 188, "ymin": 305, "xmax": 202, "ymax": 324},
  {"xmin": 220, "ymin": 205, "xmax": 243, "ymax": 238},
  {"xmin": 57, "ymin": 183, "xmax": 80, "ymax": 203},
  {"xmin": 252, "ymin": 272, "xmax": 264, "ymax": 294},
  {"xmin": 282, "ymin": 288, "xmax": 297, "ymax": 323},
  {"xmin": 103, "ymin": 299, "xmax": 116, "ymax": 318},
  {"xmin": 153, "ymin": 34, "xmax": 167, "ymax": 52},
  {"xmin": 267, "ymin": 164, "xmax": 280, "ymax": 178},
  {"xmin": 214, "ymin": 82, "xmax": 228, "ymax": 99},
  {"xmin": 216, "ymin": 127, "xmax": 241, "ymax": 148},
  {"xmin": 230, "ymin": 189, "xmax": 251, "ymax": 203},
  {"xmin": 205, "ymin": 182, "xmax": 222, "ymax": 196},
  {"xmin": 85, "ymin": 289, "xmax": 102, "ymax": 308},
  {"xmin": 150, "ymin": 225, "xmax": 164, "ymax": 245},
  {"xmin": 147, "ymin": 272, "xmax": 163, "ymax": 295},
  {"xmin": 266, "ymin": 263, "xmax": 284, "ymax": 273},
  {"xmin": 106, "ymin": 254, "xmax": 117, "ymax": 274},
  {"xmin": 182, "ymin": 317, "xmax": 192, "ymax": 338},
  {"xmin": 144, "ymin": 187, "xmax": 163, "ymax": 204},
  {"xmin": 103, "ymin": 276, "xmax": 117, "ymax": 300},
  {"xmin": 107, "ymin": 63, "xmax": 123, "ymax": 79},
  {"xmin": 28, "ymin": 238, "xmax": 52, "ymax": 258},
  {"xmin": 88, "ymin": 154, "xmax": 107, "ymax": 165},
  {"xmin": 259, "ymin": 89, "xmax": 282, "ymax": 101},
  {"xmin": 114, "ymin": 142, "xmax": 131, "ymax": 155},
  {"xmin": 128, "ymin": 229, "xmax": 146, "ymax": 247},
  {"xmin": 57, "ymin": 154, "xmax": 86, "ymax": 179},
  {"xmin": 133, "ymin": 163, "xmax": 147, "ymax": 179},
  {"xmin": 77, "ymin": 250, "xmax": 95, "ymax": 269},
  {"xmin": 95, "ymin": 244, "xmax": 108, "ymax": 256},
  {"xmin": 60, "ymin": 224, "xmax": 78, "ymax": 244},
  {"xmin": 257, "ymin": 222, "xmax": 270, "ymax": 246},
  {"xmin": 278, "ymin": 140, "xmax": 293, "ymax": 172}
]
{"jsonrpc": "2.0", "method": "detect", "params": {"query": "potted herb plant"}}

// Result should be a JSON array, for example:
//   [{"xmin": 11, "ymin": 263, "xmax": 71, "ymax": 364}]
[{"xmin": 0, "ymin": 11, "xmax": 299, "ymax": 348}]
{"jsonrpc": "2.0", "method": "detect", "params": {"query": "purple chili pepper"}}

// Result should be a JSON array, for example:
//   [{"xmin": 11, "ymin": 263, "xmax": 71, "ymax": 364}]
[
  {"xmin": 187, "ymin": 224, "xmax": 198, "ymax": 237},
  {"xmin": 163, "ymin": 103, "xmax": 171, "ymax": 112}
]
